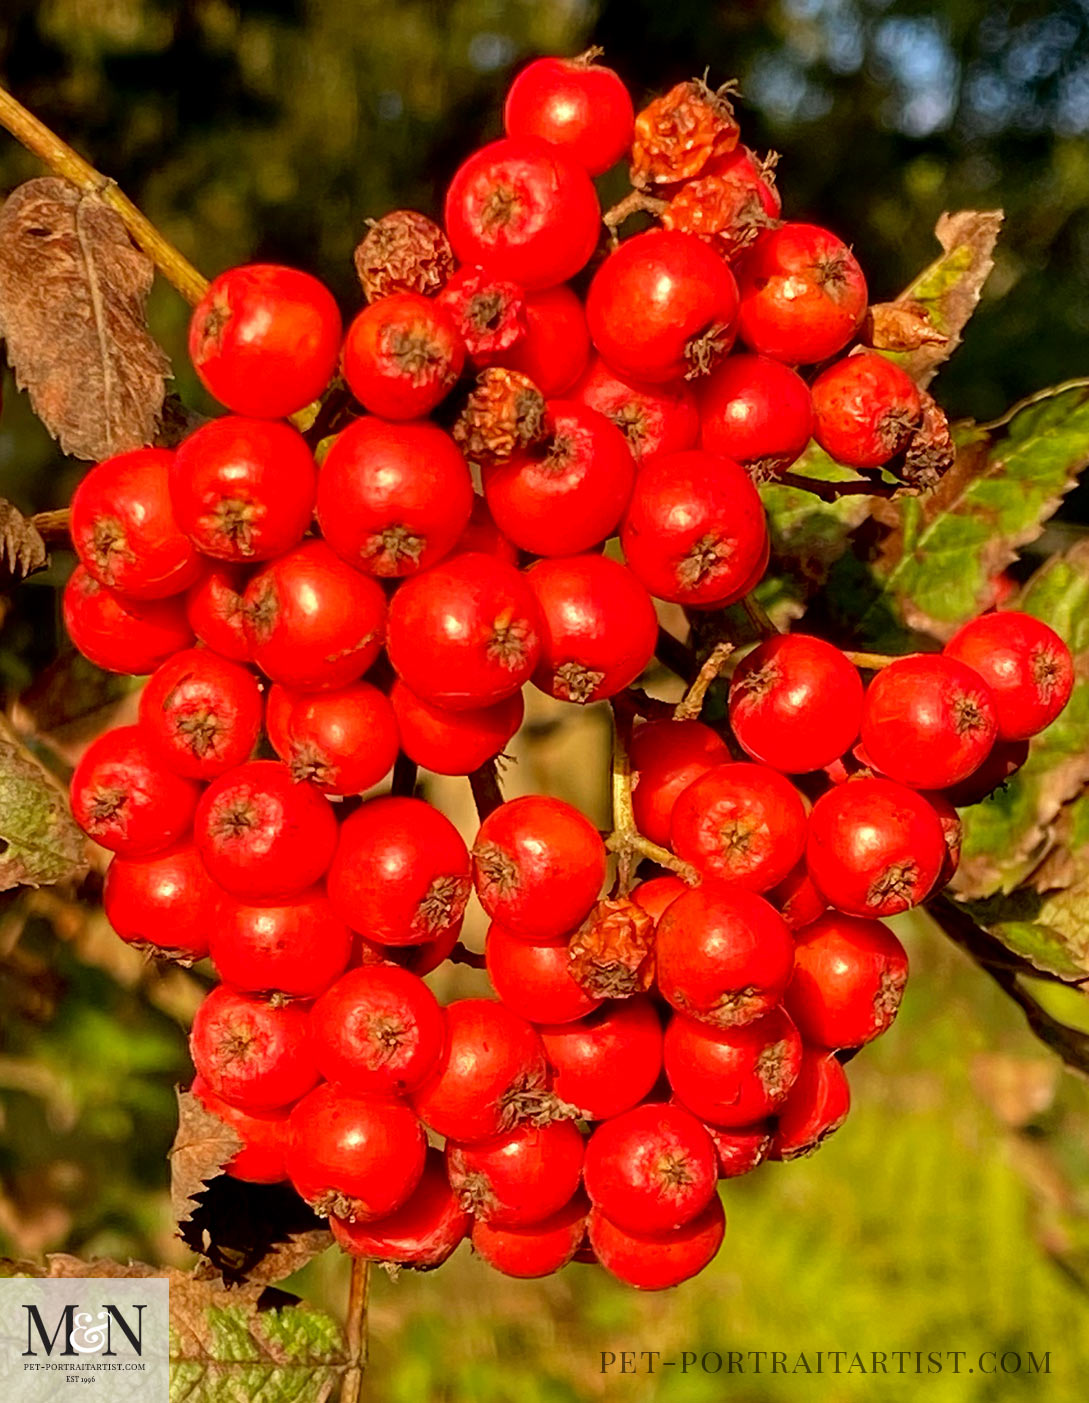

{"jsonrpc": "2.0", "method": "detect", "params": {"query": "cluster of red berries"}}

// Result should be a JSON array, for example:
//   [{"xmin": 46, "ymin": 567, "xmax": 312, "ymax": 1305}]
[{"xmin": 63, "ymin": 52, "xmax": 1074, "ymax": 1291}]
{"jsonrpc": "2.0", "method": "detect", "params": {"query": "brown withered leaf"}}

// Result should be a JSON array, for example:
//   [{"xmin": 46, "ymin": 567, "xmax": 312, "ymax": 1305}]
[
  {"xmin": 886, "ymin": 210, "xmax": 1003, "ymax": 387},
  {"xmin": 863, "ymin": 299, "xmax": 949, "ymax": 353},
  {"xmin": 0, "ymin": 177, "xmax": 169, "ymax": 460},
  {"xmin": 170, "ymin": 1089, "xmax": 244, "ymax": 1225},
  {"xmin": 178, "ymin": 1173, "xmax": 333, "ymax": 1286},
  {"xmin": 0, "ymin": 498, "xmax": 48, "ymax": 582}
]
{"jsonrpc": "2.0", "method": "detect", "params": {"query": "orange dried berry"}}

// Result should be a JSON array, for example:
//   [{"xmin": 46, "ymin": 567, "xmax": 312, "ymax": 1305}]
[
  {"xmin": 354, "ymin": 210, "xmax": 455, "ymax": 303},
  {"xmin": 453, "ymin": 367, "xmax": 550, "ymax": 464},
  {"xmin": 567, "ymin": 897, "xmax": 656, "ymax": 1000},
  {"xmin": 662, "ymin": 149, "xmax": 781, "ymax": 258},
  {"xmin": 631, "ymin": 78, "xmax": 740, "ymax": 188}
]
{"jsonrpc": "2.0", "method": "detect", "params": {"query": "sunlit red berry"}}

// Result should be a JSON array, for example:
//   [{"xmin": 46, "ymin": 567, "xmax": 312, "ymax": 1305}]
[
  {"xmin": 944, "ymin": 610, "xmax": 1075, "ymax": 741},
  {"xmin": 703, "ymin": 1121, "xmax": 773, "ymax": 1179},
  {"xmin": 190, "ymin": 984, "xmax": 319, "ymax": 1111},
  {"xmin": 436, "ymin": 265, "xmax": 526, "ymax": 364},
  {"xmin": 472, "ymin": 1193, "xmax": 588, "ymax": 1278},
  {"xmin": 447, "ymin": 1119, "xmax": 584, "ymax": 1226},
  {"xmin": 770, "ymin": 862, "xmax": 828, "ymax": 932},
  {"xmin": 311, "ymin": 965, "xmax": 446, "ymax": 1095},
  {"xmin": 538, "ymin": 997, "xmax": 663, "ymax": 1121},
  {"xmin": 189, "ymin": 263, "xmax": 342, "ymax": 418},
  {"xmin": 769, "ymin": 1048, "xmax": 851, "ymax": 1161},
  {"xmin": 526, "ymin": 554, "xmax": 658, "ymax": 704},
  {"xmin": 698, "ymin": 353, "xmax": 813, "ymax": 477},
  {"xmin": 485, "ymin": 921, "xmax": 602, "ymax": 1024},
  {"xmin": 664, "ymin": 1005, "xmax": 803, "ymax": 1127},
  {"xmin": 504, "ymin": 54, "xmax": 634, "ymax": 176},
  {"xmin": 280, "ymin": 682, "xmax": 399, "ymax": 794},
  {"xmin": 139, "ymin": 647, "xmax": 262, "ymax": 780},
  {"xmin": 444, "ymin": 136, "xmax": 600, "ymax": 290},
  {"xmin": 670, "ymin": 762, "xmax": 808, "ymax": 893},
  {"xmin": 341, "ymin": 292, "xmax": 465, "ymax": 419},
  {"xmin": 70, "ymin": 724, "xmax": 200, "ymax": 857},
  {"xmin": 492, "ymin": 285, "xmax": 590, "ymax": 395},
  {"xmin": 103, "ymin": 842, "xmax": 219, "ymax": 962},
  {"xmin": 190, "ymin": 1075, "xmax": 289, "ymax": 1184},
  {"xmin": 331, "ymin": 1147, "xmax": 469, "ymax": 1268},
  {"xmin": 210, "ymin": 885, "xmax": 353, "ymax": 998},
  {"xmin": 785, "ymin": 912, "xmax": 909, "ymax": 1049},
  {"xmin": 583, "ymin": 1102, "xmax": 717, "ymax": 1235},
  {"xmin": 64, "ymin": 565, "xmax": 194, "ymax": 675},
  {"xmin": 629, "ymin": 718, "xmax": 730, "ymax": 848},
  {"xmin": 571, "ymin": 355, "xmax": 700, "ymax": 463},
  {"xmin": 811, "ymin": 351, "xmax": 923, "ymax": 468},
  {"xmin": 390, "ymin": 680, "xmax": 523, "ymax": 777},
  {"xmin": 185, "ymin": 565, "xmax": 251, "ymax": 662}
]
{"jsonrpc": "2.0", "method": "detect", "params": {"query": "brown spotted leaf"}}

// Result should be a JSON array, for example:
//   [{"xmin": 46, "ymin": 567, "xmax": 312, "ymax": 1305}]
[
  {"xmin": 883, "ymin": 210, "xmax": 1003, "ymax": 387},
  {"xmin": 0, "ymin": 498, "xmax": 48, "ymax": 582},
  {"xmin": 170, "ymin": 1089, "xmax": 244, "ymax": 1225},
  {"xmin": 0, "ymin": 177, "xmax": 169, "ymax": 460}
]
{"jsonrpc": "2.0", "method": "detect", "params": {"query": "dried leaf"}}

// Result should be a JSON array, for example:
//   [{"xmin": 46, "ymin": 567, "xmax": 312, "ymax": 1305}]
[
  {"xmin": 884, "ymin": 210, "xmax": 1003, "ymax": 387},
  {"xmin": 1, "ymin": 1256, "xmax": 346, "ymax": 1403},
  {"xmin": 0, "ymin": 713, "xmax": 87, "ymax": 891},
  {"xmin": 170, "ymin": 1089, "xmax": 244, "ymax": 1225},
  {"xmin": 178, "ymin": 1174, "xmax": 333, "ymax": 1286},
  {"xmin": 0, "ymin": 498, "xmax": 48, "ymax": 583},
  {"xmin": 863, "ymin": 299, "xmax": 949, "ymax": 353},
  {"xmin": 0, "ymin": 177, "xmax": 169, "ymax": 461}
]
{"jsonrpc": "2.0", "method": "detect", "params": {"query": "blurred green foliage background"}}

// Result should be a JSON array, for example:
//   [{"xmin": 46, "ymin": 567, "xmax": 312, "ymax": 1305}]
[{"xmin": 2, "ymin": 1, "xmax": 1089, "ymax": 1398}]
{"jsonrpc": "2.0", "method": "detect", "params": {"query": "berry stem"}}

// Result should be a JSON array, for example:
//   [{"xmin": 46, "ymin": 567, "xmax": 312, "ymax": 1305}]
[
  {"xmin": 603, "ymin": 188, "xmax": 669, "ymax": 245},
  {"xmin": 740, "ymin": 593, "xmax": 779, "ymax": 639},
  {"xmin": 778, "ymin": 471, "xmax": 905, "ymax": 502},
  {"xmin": 392, "ymin": 751, "xmax": 419, "ymax": 798},
  {"xmin": 842, "ymin": 650, "xmax": 901, "ymax": 671},
  {"xmin": 0, "ymin": 84, "xmax": 208, "ymax": 306},
  {"xmin": 673, "ymin": 640, "xmax": 734, "ymax": 721},
  {"xmin": 656, "ymin": 625, "xmax": 699, "ymax": 683},
  {"xmin": 30, "ymin": 508, "xmax": 71, "ymax": 545},
  {"xmin": 469, "ymin": 759, "xmax": 505, "ymax": 821},
  {"xmin": 606, "ymin": 702, "xmax": 700, "ymax": 891},
  {"xmin": 341, "ymin": 1256, "xmax": 370, "ymax": 1403}
]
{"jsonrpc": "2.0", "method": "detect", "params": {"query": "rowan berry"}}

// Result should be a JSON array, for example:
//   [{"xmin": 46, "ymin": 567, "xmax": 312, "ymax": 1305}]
[
  {"xmin": 70, "ymin": 724, "xmax": 200, "ymax": 857},
  {"xmin": 583, "ymin": 1102, "xmax": 717, "ymax": 1235},
  {"xmin": 209, "ymin": 886, "xmax": 353, "ymax": 998},
  {"xmin": 491, "ymin": 285, "xmax": 590, "ymax": 396},
  {"xmin": 571, "ymin": 355, "xmax": 700, "ymax": 463},
  {"xmin": 103, "ymin": 842, "xmax": 219, "ymax": 962},
  {"xmin": 189, "ymin": 984, "xmax": 319, "ymax": 1111},
  {"xmin": 698, "ymin": 353, "xmax": 813, "ymax": 477},
  {"xmin": 447, "ymin": 1119, "xmax": 585, "ymax": 1226},
  {"xmin": 670, "ymin": 762, "xmax": 808, "ymax": 893},
  {"xmin": 785, "ymin": 912, "xmax": 909, "ymax": 1048},
  {"xmin": 811, "ymin": 351, "xmax": 923, "ymax": 468},
  {"xmin": 190, "ymin": 1075, "xmax": 290, "ymax": 1184},
  {"xmin": 471, "ymin": 1193, "xmax": 588, "ymax": 1278},
  {"xmin": 944, "ymin": 610, "xmax": 1074, "ymax": 741},
  {"xmin": 537, "ymin": 997, "xmax": 663, "ymax": 1121},
  {"xmin": 139, "ymin": 647, "xmax": 263, "ymax": 780},
  {"xmin": 64, "ymin": 565, "xmax": 193, "ymax": 675},
  {"xmin": 504, "ymin": 54, "xmax": 634, "ymax": 176},
  {"xmin": 331, "ymin": 1147, "xmax": 469, "ymax": 1268},
  {"xmin": 485, "ymin": 921, "xmax": 602, "ymax": 1024},
  {"xmin": 184, "ymin": 564, "xmax": 251, "ymax": 662},
  {"xmin": 390, "ymin": 680, "xmax": 523, "ymax": 776},
  {"xmin": 310, "ymin": 965, "xmax": 446, "ymax": 1095},
  {"xmin": 279, "ymin": 682, "xmax": 399, "ymax": 794},
  {"xmin": 664, "ymin": 1005, "xmax": 803, "ymax": 1127},
  {"xmin": 341, "ymin": 293, "xmax": 465, "ymax": 419},
  {"xmin": 629, "ymin": 718, "xmax": 730, "ymax": 848},
  {"xmin": 588, "ymin": 1195, "xmax": 726, "ymax": 1291},
  {"xmin": 768, "ymin": 1049, "xmax": 851, "ymax": 1161}
]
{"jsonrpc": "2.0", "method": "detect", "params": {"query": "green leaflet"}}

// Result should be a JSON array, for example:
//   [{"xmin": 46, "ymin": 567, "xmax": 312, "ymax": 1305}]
[
  {"xmin": 0, "ymin": 714, "xmax": 86, "ymax": 891},
  {"xmin": 822, "ymin": 383, "xmax": 1089, "ymax": 651},
  {"xmin": 956, "ymin": 542, "xmax": 1089, "ymax": 900}
]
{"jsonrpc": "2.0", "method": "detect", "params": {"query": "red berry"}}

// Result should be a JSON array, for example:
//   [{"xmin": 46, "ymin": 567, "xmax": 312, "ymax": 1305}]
[
  {"xmin": 243, "ymin": 540, "xmax": 386, "ymax": 690},
  {"xmin": 698, "ymin": 353, "xmax": 813, "ymax": 477},
  {"xmin": 185, "ymin": 565, "xmax": 252, "ymax": 662},
  {"xmin": 411, "ymin": 998, "xmax": 550, "ymax": 1142},
  {"xmin": 436, "ymin": 265, "xmax": 526, "ymax": 364},
  {"xmin": 703, "ymin": 1121, "xmax": 773, "ymax": 1179},
  {"xmin": 620, "ymin": 449, "xmax": 767, "ymax": 606},
  {"xmin": 450, "ymin": 493, "xmax": 520, "ymax": 567},
  {"xmin": 811, "ymin": 351, "xmax": 922, "ymax": 468},
  {"xmin": 331, "ymin": 1147, "xmax": 469, "ymax": 1268},
  {"xmin": 70, "ymin": 725, "xmax": 199, "ymax": 857},
  {"xmin": 662, "ymin": 146, "xmax": 781, "ymax": 260},
  {"xmin": 485, "ymin": 921, "xmax": 602, "ymax": 1024},
  {"xmin": 390, "ymin": 679, "xmax": 523, "ymax": 777},
  {"xmin": 860, "ymin": 654, "xmax": 998, "ymax": 789},
  {"xmin": 472, "ymin": 795, "xmax": 606, "ymax": 940},
  {"xmin": 944, "ymin": 610, "xmax": 1075, "ymax": 741},
  {"xmin": 189, "ymin": 263, "xmax": 342, "ymax": 418},
  {"xmin": 354, "ymin": 210, "xmax": 455, "ymax": 303},
  {"xmin": 583, "ymin": 1102, "xmax": 717, "ymax": 1235},
  {"xmin": 103, "ymin": 842, "xmax": 219, "ymax": 961},
  {"xmin": 670, "ymin": 762, "xmax": 808, "ymax": 893},
  {"xmin": 280, "ymin": 682, "xmax": 399, "ymax": 794},
  {"xmin": 341, "ymin": 292, "xmax": 465, "ymax": 419},
  {"xmin": 386, "ymin": 552, "xmax": 542, "ymax": 710},
  {"xmin": 538, "ymin": 997, "xmax": 662, "ymax": 1121},
  {"xmin": 263, "ymin": 682, "xmax": 296, "ymax": 760},
  {"xmin": 769, "ymin": 1048, "xmax": 851, "ymax": 1161},
  {"xmin": 571, "ymin": 355, "xmax": 700, "ymax": 463},
  {"xmin": 504, "ymin": 55, "xmax": 634, "ymax": 176},
  {"xmin": 483, "ymin": 402, "xmax": 635, "ymax": 558},
  {"xmin": 170, "ymin": 417, "xmax": 317, "ymax": 561},
  {"xmin": 631, "ymin": 875, "xmax": 688, "ymax": 924},
  {"xmin": 64, "ymin": 565, "xmax": 194, "ymax": 674},
  {"xmin": 471, "ymin": 1193, "xmax": 588, "ymax": 1278},
  {"xmin": 311, "ymin": 965, "xmax": 446, "ymax": 1095},
  {"xmin": 326, "ymin": 796, "xmax": 471, "ymax": 947},
  {"xmin": 785, "ymin": 912, "xmax": 908, "ymax": 1049},
  {"xmin": 191, "ymin": 1075, "xmax": 289, "ymax": 1184},
  {"xmin": 656, "ymin": 884, "xmax": 796, "ymax": 1027},
  {"xmin": 806, "ymin": 777, "xmax": 946, "ymax": 917},
  {"xmin": 526, "ymin": 554, "xmax": 657, "ymax": 704},
  {"xmin": 317, "ymin": 417, "xmax": 473, "ymax": 579},
  {"xmin": 492, "ymin": 285, "xmax": 590, "ymax": 396},
  {"xmin": 588, "ymin": 1195, "xmax": 725, "ymax": 1291},
  {"xmin": 729, "ymin": 633, "xmax": 864, "ymax": 773},
  {"xmin": 286, "ymin": 1082, "xmax": 426, "ymax": 1220},
  {"xmin": 70, "ymin": 448, "xmax": 201, "ymax": 600},
  {"xmin": 736, "ymin": 223, "xmax": 867, "ymax": 364},
  {"xmin": 444, "ymin": 136, "xmax": 600, "ymax": 290},
  {"xmin": 629, "ymin": 719, "xmax": 730, "ymax": 848},
  {"xmin": 664, "ymin": 1006, "xmax": 803, "ymax": 1127},
  {"xmin": 770, "ymin": 862, "xmax": 828, "ymax": 932},
  {"xmin": 927, "ymin": 789, "xmax": 962, "ymax": 886},
  {"xmin": 195, "ymin": 759, "xmax": 338, "ymax": 899},
  {"xmin": 210, "ymin": 886, "xmax": 353, "ymax": 997},
  {"xmin": 190, "ymin": 984, "xmax": 319, "ymax": 1111},
  {"xmin": 587, "ymin": 229, "xmax": 739, "ymax": 383},
  {"xmin": 447, "ymin": 1119, "xmax": 584, "ymax": 1226},
  {"xmin": 139, "ymin": 647, "xmax": 263, "ymax": 780}
]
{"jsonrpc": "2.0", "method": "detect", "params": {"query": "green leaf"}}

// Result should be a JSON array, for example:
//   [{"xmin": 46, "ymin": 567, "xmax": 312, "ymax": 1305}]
[
  {"xmin": 881, "ymin": 210, "xmax": 1003, "ymax": 387},
  {"xmin": 0, "ymin": 713, "xmax": 87, "ymax": 891},
  {"xmin": 822, "ymin": 382, "xmax": 1089, "ymax": 651}
]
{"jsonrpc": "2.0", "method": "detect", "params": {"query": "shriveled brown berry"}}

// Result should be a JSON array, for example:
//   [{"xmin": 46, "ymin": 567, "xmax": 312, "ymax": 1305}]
[
  {"xmin": 353, "ymin": 210, "xmax": 455, "ymax": 302},
  {"xmin": 899, "ymin": 389, "xmax": 955, "ymax": 490},
  {"xmin": 453, "ymin": 367, "xmax": 550, "ymax": 464},
  {"xmin": 631, "ymin": 78, "xmax": 740, "ymax": 188},
  {"xmin": 568, "ymin": 897, "xmax": 656, "ymax": 1000}
]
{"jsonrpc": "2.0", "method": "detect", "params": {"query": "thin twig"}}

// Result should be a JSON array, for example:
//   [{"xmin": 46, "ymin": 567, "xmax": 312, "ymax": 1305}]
[
  {"xmin": 778, "ymin": 471, "xmax": 905, "ymax": 502},
  {"xmin": 655, "ymin": 625, "xmax": 698, "ymax": 683},
  {"xmin": 606, "ymin": 702, "xmax": 700, "ymax": 892},
  {"xmin": 341, "ymin": 1257, "xmax": 370, "ymax": 1403},
  {"xmin": 843, "ymin": 649, "xmax": 900, "ymax": 671},
  {"xmin": 673, "ymin": 640, "xmax": 734, "ymax": 721},
  {"xmin": 602, "ymin": 188, "xmax": 668, "ymax": 244},
  {"xmin": 0, "ymin": 85, "xmax": 207, "ymax": 305},
  {"xmin": 740, "ymin": 594, "xmax": 778, "ymax": 639},
  {"xmin": 30, "ymin": 508, "xmax": 71, "ymax": 545},
  {"xmin": 468, "ymin": 760, "xmax": 504, "ymax": 821}
]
